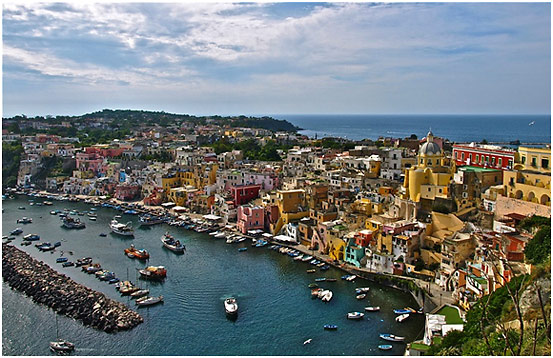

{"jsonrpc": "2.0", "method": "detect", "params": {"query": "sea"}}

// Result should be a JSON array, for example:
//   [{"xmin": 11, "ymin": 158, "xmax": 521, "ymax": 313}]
[
  {"xmin": 273, "ymin": 114, "xmax": 551, "ymax": 143},
  {"xmin": 2, "ymin": 196, "xmax": 423, "ymax": 356}
]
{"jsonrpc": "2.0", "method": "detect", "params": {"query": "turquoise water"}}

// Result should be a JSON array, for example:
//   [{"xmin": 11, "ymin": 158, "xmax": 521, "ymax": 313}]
[
  {"xmin": 2, "ymin": 196, "xmax": 424, "ymax": 355},
  {"xmin": 274, "ymin": 114, "xmax": 551, "ymax": 143}
]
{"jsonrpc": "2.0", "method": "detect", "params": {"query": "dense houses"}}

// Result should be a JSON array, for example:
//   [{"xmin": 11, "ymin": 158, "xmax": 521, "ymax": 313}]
[{"xmin": 6, "ymin": 117, "xmax": 551, "ymax": 336}]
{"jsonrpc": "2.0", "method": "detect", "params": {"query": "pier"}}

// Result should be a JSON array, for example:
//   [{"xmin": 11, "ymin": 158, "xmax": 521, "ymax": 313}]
[{"xmin": 2, "ymin": 243, "xmax": 143, "ymax": 333}]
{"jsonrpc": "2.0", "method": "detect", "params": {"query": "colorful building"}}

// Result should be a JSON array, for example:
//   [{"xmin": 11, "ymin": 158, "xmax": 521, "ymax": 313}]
[
  {"xmin": 452, "ymin": 144, "xmax": 515, "ymax": 170},
  {"xmin": 237, "ymin": 205, "xmax": 265, "ymax": 234},
  {"xmin": 230, "ymin": 184, "xmax": 261, "ymax": 207}
]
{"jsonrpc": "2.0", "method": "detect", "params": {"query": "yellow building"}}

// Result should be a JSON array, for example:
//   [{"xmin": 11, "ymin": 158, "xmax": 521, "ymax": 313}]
[
  {"xmin": 271, "ymin": 189, "xmax": 309, "ymax": 235},
  {"xmin": 401, "ymin": 131, "xmax": 453, "ymax": 202},
  {"xmin": 515, "ymin": 146, "xmax": 551, "ymax": 173}
]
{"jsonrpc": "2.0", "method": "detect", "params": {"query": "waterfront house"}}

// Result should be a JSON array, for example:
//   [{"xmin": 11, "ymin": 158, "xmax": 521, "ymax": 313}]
[
  {"xmin": 230, "ymin": 184, "xmax": 261, "ymax": 207},
  {"xmin": 237, "ymin": 205, "xmax": 265, "ymax": 234}
]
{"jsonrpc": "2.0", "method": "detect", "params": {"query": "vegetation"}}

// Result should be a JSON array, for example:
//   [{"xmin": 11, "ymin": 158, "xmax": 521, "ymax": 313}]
[
  {"xmin": 312, "ymin": 138, "xmax": 356, "ymax": 151},
  {"xmin": 2, "ymin": 141, "xmax": 23, "ymax": 189},
  {"xmin": 211, "ymin": 139, "xmax": 291, "ymax": 161},
  {"xmin": 519, "ymin": 215, "xmax": 551, "ymax": 265}
]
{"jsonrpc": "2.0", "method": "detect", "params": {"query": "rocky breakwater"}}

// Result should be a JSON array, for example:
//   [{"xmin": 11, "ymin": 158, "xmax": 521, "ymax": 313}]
[{"xmin": 2, "ymin": 244, "xmax": 143, "ymax": 333}]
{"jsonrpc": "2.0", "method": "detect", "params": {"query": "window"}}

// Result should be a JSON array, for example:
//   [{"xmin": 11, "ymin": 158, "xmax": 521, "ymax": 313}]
[
  {"xmin": 461, "ymin": 153, "xmax": 465, "ymax": 161},
  {"xmin": 476, "ymin": 154, "xmax": 479, "ymax": 162},
  {"xmin": 498, "ymin": 158, "xmax": 502, "ymax": 166},
  {"xmin": 521, "ymin": 156, "xmax": 526, "ymax": 164},
  {"xmin": 491, "ymin": 157, "xmax": 495, "ymax": 165},
  {"xmin": 542, "ymin": 158, "xmax": 549, "ymax": 169},
  {"xmin": 428, "ymin": 187, "xmax": 431, "ymax": 191},
  {"xmin": 531, "ymin": 157, "xmax": 537, "ymax": 167}
]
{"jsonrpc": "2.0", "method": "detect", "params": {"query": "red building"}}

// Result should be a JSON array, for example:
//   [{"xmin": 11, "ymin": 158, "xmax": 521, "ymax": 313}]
[
  {"xmin": 354, "ymin": 229, "xmax": 374, "ymax": 247},
  {"xmin": 452, "ymin": 144, "xmax": 515, "ymax": 170},
  {"xmin": 115, "ymin": 184, "xmax": 141, "ymax": 201},
  {"xmin": 230, "ymin": 184, "xmax": 261, "ymax": 207}
]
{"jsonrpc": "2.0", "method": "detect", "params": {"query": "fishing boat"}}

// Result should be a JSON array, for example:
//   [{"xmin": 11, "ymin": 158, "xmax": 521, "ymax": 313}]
[
  {"xmin": 379, "ymin": 334, "xmax": 405, "ymax": 342},
  {"xmin": 23, "ymin": 233, "xmax": 40, "ymax": 241},
  {"xmin": 139, "ymin": 215, "xmax": 163, "ymax": 226},
  {"xmin": 139, "ymin": 266, "xmax": 167, "ymax": 279},
  {"xmin": 62, "ymin": 216, "xmax": 86, "ymax": 229},
  {"xmin": 10, "ymin": 228, "xmax": 23, "ymax": 235},
  {"xmin": 323, "ymin": 324, "xmax": 338, "ymax": 330},
  {"xmin": 356, "ymin": 294, "xmax": 367, "ymax": 300},
  {"xmin": 365, "ymin": 306, "xmax": 381, "ymax": 312},
  {"xmin": 136, "ymin": 295, "xmax": 164, "ymax": 307},
  {"xmin": 378, "ymin": 345, "xmax": 393, "ymax": 350},
  {"xmin": 75, "ymin": 257, "xmax": 93, "ymax": 267},
  {"xmin": 347, "ymin": 312, "xmax": 365, "ymax": 320},
  {"xmin": 224, "ymin": 297, "xmax": 238, "ymax": 315},
  {"xmin": 395, "ymin": 314, "xmax": 410, "ymax": 323},
  {"xmin": 125, "ymin": 245, "xmax": 150, "ymax": 260},
  {"xmin": 306, "ymin": 269, "xmax": 316, "ymax": 273},
  {"xmin": 130, "ymin": 289, "xmax": 149, "ymax": 299},
  {"xmin": 110, "ymin": 218, "xmax": 134, "ymax": 236},
  {"xmin": 16, "ymin": 217, "xmax": 32, "ymax": 224},
  {"xmin": 160, "ymin": 233, "xmax": 185, "ymax": 254}
]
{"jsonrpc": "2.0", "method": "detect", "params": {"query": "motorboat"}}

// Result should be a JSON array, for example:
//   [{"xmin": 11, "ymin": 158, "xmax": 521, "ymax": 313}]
[
  {"xmin": 356, "ymin": 294, "xmax": 367, "ymax": 300},
  {"xmin": 99, "ymin": 233, "xmax": 107, "ymax": 237},
  {"xmin": 62, "ymin": 262, "xmax": 74, "ymax": 267},
  {"xmin": 56, "ymin": 257, "xmax": 68, "ymax": 263},
  {"xmin": 49, "ymin": 339, "xmax": 75, "ymax": 353},
  {"xmin": 356, "ymin": 287, "xmax": 370, "ymax": 293},
  {"xmin": 365, "ymin": 306, "xmax": 381, "ymax": 312},
  {"xmin": 315, "ymin": 278, "xmax": 326, "ymax": 282},
  {"xmin": 139, "ymin": 266, "xmax": 167, "ymax": 279},
  {"xmin": 321, "ymin": 290, "xmax": 333, "ymax": 302},
  {"xmin": 17, "ymin": 217, "xmax": 32, "ymax": 224},
  {"xmin": 311, "ymin": 288, "xmax": 323, "ymax": 298},
  {"xmin": 62, "ymin": 216, "xmax": 86, "ymax": 229},
  {"xmin": 378, "ymin": 345, "xmax": 393, "ymax": 350},
  {"xmin": 345, "ymin": 275, "xmax": 357, "ymax": 281},
  {"xmin": 136, "ymin": 295, "xmax": 164, "ymax": 307},
  {"xmin": 323, "ymin": 324, "xmax": 338, "ymax": 330},
  {"xmin": 347, "ymin": 312, "xmax": 365, "ymax": 320},
  {"xmin": 125, "ymin": 245, "xmax": 150, "ymax": 260},
  {"xmin": 302, "ymin": 255, "xmax": 313, "ymax": 262},
  {"xmin": 75, "ymin": 257, "xmax": 92, "ymax": 267},
  {"xmin": 379, "ymin": 334, "xmax": 405, "ymax": 342},
  {"xmin": 89, "ymin": 216, "xmax": 97, "ymax": 221},
  {"xmin": 395, "ymin": 314, "xmax": 410, "ymax": 323},
  {"xmin": 224, "ymin": 297, "xmax": 238, "ymax": 315},
  {"xmin": 393, "ymin": 309, "xmax": 412, "ymax": 315},
  {"xmin": 23, "ymin": 234, "xmax": 40, "ymax": 241},
  {"xmin": 139, "ymin": 215, "xmax": 163, "ymax": 226},
  {"xmin": 161, "ymin": 233, "xmax": 185, "ymax": 254},
  {"xmin": 110, "ymin": 218, "xmax": 134, "ymax": 236},
  {"xmin": 294, "ymin": 254, "xmax": 304, "ymax": 261},
  {"xmin": 306, "ymin": 269, "xmax": 316, "ymax": 273}
]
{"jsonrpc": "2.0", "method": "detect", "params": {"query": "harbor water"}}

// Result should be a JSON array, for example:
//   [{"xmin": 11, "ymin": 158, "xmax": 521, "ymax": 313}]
[{"xmin": 2, "ymin": 196, "xmax": 424, "ymax": 355}]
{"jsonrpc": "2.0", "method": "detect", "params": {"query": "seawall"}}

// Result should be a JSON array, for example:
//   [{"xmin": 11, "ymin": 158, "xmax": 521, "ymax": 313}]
[{"xmin": 2, "ymin": 243, "xmax": 143, "ymax": 333}]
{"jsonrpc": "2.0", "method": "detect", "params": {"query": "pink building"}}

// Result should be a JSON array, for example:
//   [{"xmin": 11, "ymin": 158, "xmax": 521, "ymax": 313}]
[
  {"xmin": 115, "ymin": 184, "xmax": 141, "ymax": 201},
  {"xmin": 76, "ymin": 152, "xmax": 103, "ymax": 174},
  {"xmin": 237, "ymin": 205, "xmax": 265, "ymax": 234}
]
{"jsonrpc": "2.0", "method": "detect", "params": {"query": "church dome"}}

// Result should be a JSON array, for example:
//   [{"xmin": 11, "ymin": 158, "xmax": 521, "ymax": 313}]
[{"xmin": 419, "ymin": 130, "xmax": 442, "ymax": 156}]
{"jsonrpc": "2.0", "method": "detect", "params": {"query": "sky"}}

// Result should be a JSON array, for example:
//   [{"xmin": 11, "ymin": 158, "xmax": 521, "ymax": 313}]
[{"xmin": 2, "ymin": 2, "xmax": 551, "ymax": 117}]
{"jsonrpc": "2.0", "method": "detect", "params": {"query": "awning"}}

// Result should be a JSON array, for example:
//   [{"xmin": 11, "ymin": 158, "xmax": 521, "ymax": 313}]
[
  {"xmin": 161, "ymin": 202, "xmax": 175, "ymax": 207},
  {"xmin": 203, "ymin": 214, "xmax": 222, "ymax": 221}
]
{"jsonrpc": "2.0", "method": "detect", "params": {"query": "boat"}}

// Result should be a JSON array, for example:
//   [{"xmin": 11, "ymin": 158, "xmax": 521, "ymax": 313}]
[
  {"xmin": 378, "ymin": 345, "xmax": 393, "ymax": 350},
  {"xmin": 347, "ymin": 312, "xmax": 365, "ymax": 320},
  {"xmin": 139, "ymin": 266, "xmax": 167, "ymax": 279},
  {"xmin": 323, "ymin": 324, "xmax": 338, "ymax": 330},
  {"xmin": 89, "ymin": 216, "xmax": 97, "ymax": 221},
  {"xmin": 306, "ymin": 269, "xmax": 316, "ymax": 273},
  {"xmin": 301, "ymin": 255, "xmax": 313, "ymax": 262},
  {"xmin": 529, "ymin": 120, "xmax": 535, "ymax": 126},
  {"xmin": 10, "ymin": 228, "xmax": 23, "ymax": 235},
  {"xmin": 395, "ymin": 314, "xmax": 410, "ymax": 323},
  {"xmin": 50, "ymin": 211, "xmax": 58, "ymax": 215},
  {"xmin": 23, "ymin": 233, "xmax": 40, "ymax": 241},
  {"xmin": 308, "ymin": 283, "xmax": 318, "ymax": 288},
  {"xmin": 345, "ymin": 275, "xmax": 357, "ymax": 281},
  {"xmin": 224, "ymin": 297, "xmax": 238, "ymax": 315},
  {"xmin": 62, "ymin": 216, "xmax": 86, "ymax": 229},
  {"xmin": 356, "ymin": 294, "xmax": 367, "ymax": 300},
  {"xmin": 311, "ymin": 288, "xmax": 323, "ymax": 298},
  {"xmin": 379, "ymin": 334, "xmax": 405, "ymax": 342},
  {"xmin": 120, "ymin": 284, "xmax": 140, "ymax": 295},
  {"xmin": 18, "ymin": 206, "xmax": 25, "ymax": 210},
  {"xmin": 75, "ymin": 257, "xmax": 92, "ymax": 267},
  {"xmin": 130, "ymin": 289, "xmax": 149, "ymax": 299},
  {"xmin": 62, "ymin": 262, "xmax": 74, "ymax": 267},
  {"xmin": 37, "ymin": 243, "xmax": 56, "ymax": 251},
  {"xmin": 321, "ymin": 290, "xmax": 333, "ymax": 302},
  {"xmin": 315, "ymin": 278, "xmax": 326, "ymax": 282},
  {"xmin": 124, "ymin": 209, "xmax": 138, "ymax": 215},
  {"xmin": 225, "ymin": 237, "xmax": 235, "ymax": 244},
  {"xmin": 294, "ymin": 254, "xmax": 304, "ymax": 261},
  {"xmin": 365, "ymin": 306, "xmax": 381, "ymax": 312},
  {"xmin": 56, "ymin": 257, "xmax": 68, "ymax": 263},
  {"xmin": 110, "ymin": 218, "xmax": 134, "ymax": 236},
  {"xmin": 136, "ymin": 295, "xmax": 164, "ymax": 307},
  {"xmin": 320, "ymin": 265, "xmax": 330, "ymax": 271},
  {"xmin": 21, "ymin": 241, "xmax": 32, "ymax": 246},
  {"xmin": 49, "ymin": 314, "xmax": 75, "ymax": 353},
  {"xmin": 124, "ymin": 245, "xmax": 150, "ymax": 260},
  {"xmin": 99, "ymin": 233, "xmax": 107, "ymax": 237},
  {"xmin": 325, "ymin": 278, "xmax": 337, "ymax": 282},
  {"xmin": 44, "ymin": 201, "xmax": 53, "ymax": 206},
  {"xmin": 139, "ymin": 215, "xmax": 163, "ymax": 226},
  {"xmin": 161, "ymin": 233, "xmax": 185, "ymax": 254},
  {"xmin": 356, "ymin": 287, "xmax": 370, "ymax": 293},
  {"xmin": 238, "ymin": 247, "xmax": 247, "ymax": 252},
  {"xmin": 393, "ymin": 309, "xmax": 412, "ymax": 315},
  {"xmin": 17, "ymin": 217, "xmax": 32, "ymax": 224}
]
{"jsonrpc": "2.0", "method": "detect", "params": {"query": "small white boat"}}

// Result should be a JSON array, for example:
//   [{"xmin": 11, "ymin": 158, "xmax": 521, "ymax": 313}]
[
  {"xmin": 395, "ymin": 313, "xmax": 410, "ymax": 322},
  {"xmin": 110, "ymin": 218, "xmax": 134, "ymax": 236},
  {"xmin": 356, "ymin": 294, "xmax": 367, "ymax": 300},
  {"xmin": 130, "ymin": 289, "xmax": 150, "ymax": 299},
  {"xmin": 214, "ymin": 232, "xmax": 226, "ymax": 239},
  {"xmin": 209, "ymin": 231, "xmax": 220, "ymax": 236},
  {"xmin": 347, "ymin": 312, "xmax": 364, "ymax": 320},
  {"xmin": 346, "ymin": 275, "xmax": 357, "ymax": 281},
  {"xmin": 379, "ymin": 334, "xmax": 405, "ymax": 342},
  {"xmin": 302, "ymin": 255, "xmax": 313, "ymax": 262},
  {"xmin": 136, "ymin": 295, "xmax": 164, "ymax": 306},
  {"xmin": 365, "ymin": 306, "xmax": 380, "ymax": 312},
  {"xmin": 356, "ymin": 287, "xmax": 370, "ymax": 293},
  {"xmin": 294, "ymin": 254, "xmax": 304, "ymax": 261},
  {"xmin": 49, "ymin": 339, "xmax": 75, "ymax": 353},
  {"xmin": 224, "ymin": 297, "xmax": 238, "ymax": 315},
  {"xmin": 321, "ymin": 290, "xmax": 333, "ymax": 302}
]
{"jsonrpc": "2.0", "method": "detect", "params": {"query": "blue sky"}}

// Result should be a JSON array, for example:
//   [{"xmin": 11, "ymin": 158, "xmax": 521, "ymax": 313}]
[{"xmin": 2, "ymin": 2, "xmax": 551, "ymax": 117}]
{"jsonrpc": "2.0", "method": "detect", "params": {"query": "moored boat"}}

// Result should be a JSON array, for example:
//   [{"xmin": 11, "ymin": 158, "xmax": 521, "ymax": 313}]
[
  {"xmin": 139, "ymin": 266, "xmax": 167, "ymax": 279},
  {"xmin": 160, "ymin": 233, "xmax": 185, "ymax": 253},
  {"xmin": 355, "ymin": 287, "xmax": 370, "ymax": 293},
  {"xmin": 110, "ymin": 218, "xmax": 134, "ymax": 236},
  {"xmin": 356, "ymin": 294, "xmax": 367, "ymax": 300},
  {"xmin": 124, "ymin": 245, "xmax": 150, "ymax": 260},
  {"xmin": 130, "ymin": 289, "xmax": 150, "ymax": 299},
  {"xmin": 306, "ymin": 269, "xmax": 316, "ymax": 273},
  {"xmin": 378, "ymin": 345, "xmax": 393, "ymax": 350},
  {"xmin": 238, "ymin": 247, "xmax": 247, "ymax": 252},
  {"xmin": 136, "ymin": 295, "xmax": 164, "ymax": 307},
  {"xmin": 62, "ymin": 216, "xmax": 86, "ymax": 229},
  {"xmin": 311, "ymin": 288, "xmax": 323, "ymax": 298},
  {"xmin": 224, "ymin": 297, "xmax": 238, "ymax": 315},
  {"xmin": 379, "ymin": 334, "xmax": 405, "ymax": 342},
  {"xmin": 49, "ymin": 339, "xmax": 75, "ymax": 353},
  {"xmin": 23, "ymin": 233, "xmax": 40, "ymax": 241},
  {"xmin": 365, "ymin": 306, "xmax": 381, "ymax": 312},
  {"xmin": 323, "ymin": 324, "xmax": 338, "ymax": 330},
  {"xmin": 393, "ymin": 309, "xmax": 412, "ymax": 315},
  {"xmin": 395, "ymin": 314, "xmax": 410, "ymax": 323},
  {"xmin": 321, "ymin": 290, "xmax": 333, "ymax": 302},
  {"xmin": 17, "ymin": 217, "xmax": 32, "ymax": 224},
  {"xmin": 10, "ymin": 228, "xmax": 23, "ymax": 235}
]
